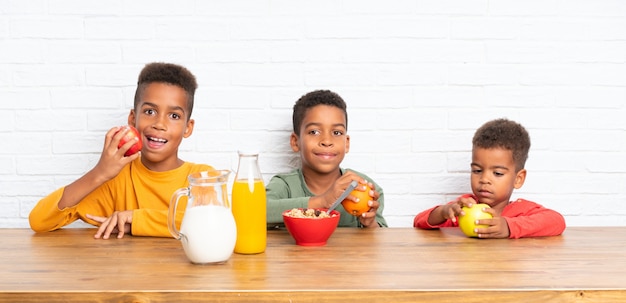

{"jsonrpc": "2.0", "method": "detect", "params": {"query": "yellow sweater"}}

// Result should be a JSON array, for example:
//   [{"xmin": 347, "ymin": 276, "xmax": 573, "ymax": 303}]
[{"xmin": 29, "ymin": 157, "xmax": 214, "ymax": 237}]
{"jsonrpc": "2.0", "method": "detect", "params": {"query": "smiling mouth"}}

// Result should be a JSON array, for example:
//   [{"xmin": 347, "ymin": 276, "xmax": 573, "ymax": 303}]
[{"xmin": 147, "ymin": 136, "xmax": 168, "ymax": 144}]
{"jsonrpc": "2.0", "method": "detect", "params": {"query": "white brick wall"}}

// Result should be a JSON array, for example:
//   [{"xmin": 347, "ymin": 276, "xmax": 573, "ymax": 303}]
[{"xmin": 1, "ymin": 0, "xmax": 625, "ymax": 228}]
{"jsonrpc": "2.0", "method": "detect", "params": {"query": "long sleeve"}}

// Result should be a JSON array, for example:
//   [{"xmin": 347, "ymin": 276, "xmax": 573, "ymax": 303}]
[
  {"xmin": 503, "ymin": 199, "xmax": 566, "ymax": 239},
  {"xmin": 413, "ymin": 204, "xmax": 458, "ymax": 229},
  {"xmin": 266, "ymin": 175, "xmax": 310, "ymax": 225}
]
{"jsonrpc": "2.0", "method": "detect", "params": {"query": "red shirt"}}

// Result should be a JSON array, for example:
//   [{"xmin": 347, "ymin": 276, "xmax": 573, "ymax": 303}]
[{"xmin": 413, "ymin": 195, "xmax": 566, "ymax": 239}]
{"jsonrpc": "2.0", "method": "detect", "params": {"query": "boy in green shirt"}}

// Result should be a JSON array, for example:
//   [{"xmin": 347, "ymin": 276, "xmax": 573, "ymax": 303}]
[{"xmin": 266, "ymin": 90, "xmax": 387, "ymax": 228}]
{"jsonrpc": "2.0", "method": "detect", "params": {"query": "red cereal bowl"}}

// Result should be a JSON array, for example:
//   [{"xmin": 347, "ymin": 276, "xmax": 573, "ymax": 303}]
[{"xmin": 282, "ymin": 208, "xmax": 341, "ymax": 246}]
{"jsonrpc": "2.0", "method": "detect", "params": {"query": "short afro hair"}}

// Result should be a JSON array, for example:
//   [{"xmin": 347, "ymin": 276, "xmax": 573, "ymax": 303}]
[
  {"xmin": 472, "ymin": 118, "xmax": 531, "ymax": 171},
  {"xmin": 133, "ymin": 62, "xmax": 198, "ymax": 120},
  {"xmin": 292, "ymin": 90, "xmax": 347, "ymax": 135}
]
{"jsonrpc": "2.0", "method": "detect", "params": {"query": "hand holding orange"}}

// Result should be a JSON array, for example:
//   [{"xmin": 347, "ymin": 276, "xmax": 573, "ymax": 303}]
[
  {"xmin": 341, "ymin": 184, "xmax": 372, "ymax": 217},
  {"xmin": 458, "ymin": 203, "xmax": 492, "ymax": 237}
]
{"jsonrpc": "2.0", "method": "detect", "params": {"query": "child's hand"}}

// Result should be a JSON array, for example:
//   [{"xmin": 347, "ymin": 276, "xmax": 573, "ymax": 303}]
[
  {"xmin": 94, "ymin": 126, "xmax": 141, "ymax": 181},
  {"xmin": 86, "ymin": 211, "xmax": 133, "ymax": 239},
  {"xmin": 309, "ymin": 171, "xmax": 367, "ymax": 209},
  {"xmin": 438, "ymin": 196, "xmax": 476, "ymax": 223},
  {"xmin": 357, "ymin": 184, "xmax": 381, "ymax": 228},
  {"xmin": 473, "ymin": 208, "xmax": 510, "ymax": 238}
]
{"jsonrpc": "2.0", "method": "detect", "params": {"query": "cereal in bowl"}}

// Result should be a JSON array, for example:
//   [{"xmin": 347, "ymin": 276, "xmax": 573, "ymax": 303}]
[{"xmin": 285, "ymin": 208, "xmax": 336, "ymax": 219}]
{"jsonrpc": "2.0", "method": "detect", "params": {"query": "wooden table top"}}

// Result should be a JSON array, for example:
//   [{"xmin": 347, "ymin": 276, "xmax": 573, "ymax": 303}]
[{"xmin": 1, "ymin": 227, "xmax": 625, "ymax": 303}]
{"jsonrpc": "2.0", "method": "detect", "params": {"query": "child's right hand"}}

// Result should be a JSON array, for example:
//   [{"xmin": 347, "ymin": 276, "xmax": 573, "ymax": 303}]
[
  {"xmin": 94, "ymin": 126, "xmax": 141, "ymax": 181},
  {"xmin": 309, "ymin": 171, "xmax": 367, "ymax": 209},
  {"xmin": 434, "ymin": 196, "xmax": 476, "ymax": 224}
]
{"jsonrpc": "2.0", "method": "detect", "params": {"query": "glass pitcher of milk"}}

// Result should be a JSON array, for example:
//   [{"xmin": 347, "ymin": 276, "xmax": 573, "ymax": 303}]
[{"xmin": 168, "ymin": 170, "xmax": 237, "ymax": 264}]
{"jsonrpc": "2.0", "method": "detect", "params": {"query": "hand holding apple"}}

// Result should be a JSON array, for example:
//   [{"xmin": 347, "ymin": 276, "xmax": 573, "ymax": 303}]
[
  {"xmin": 115, "ymin": 126, "xmax": 142, "ymax": 157},
  {"xmin": 458, "ymin": 203, "xmax": 493, "ymax": 238}
]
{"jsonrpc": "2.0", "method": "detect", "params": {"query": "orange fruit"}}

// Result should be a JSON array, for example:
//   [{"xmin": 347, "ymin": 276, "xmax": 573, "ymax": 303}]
[{"xmin": 341, "ymin": 184, "xmax": 372, "ymax": 217}]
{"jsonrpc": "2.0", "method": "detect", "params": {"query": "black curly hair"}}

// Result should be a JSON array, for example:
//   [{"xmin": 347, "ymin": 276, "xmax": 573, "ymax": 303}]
[
  {"xmin": 292, "ymin": 90, "xmax": 347, "ymax": 135},
  {"xmin": 472, "ymin": 118, "xmax": 531, "ymax": 171},
  {"xmin": 133, "ymin": 62, "xmax": 198, "ymax": 120}
]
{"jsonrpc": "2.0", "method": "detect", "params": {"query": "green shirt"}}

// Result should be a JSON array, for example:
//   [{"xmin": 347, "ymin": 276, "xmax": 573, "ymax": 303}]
[{"xmin": 266, "ymin": 168, "xmax": 388, "ymax": 228}]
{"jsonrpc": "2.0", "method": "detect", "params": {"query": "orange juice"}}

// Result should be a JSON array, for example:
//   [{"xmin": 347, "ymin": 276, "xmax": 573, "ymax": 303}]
[{"xmin": 231, "ymin": 179, "xmax": 266, "ymax": 254}]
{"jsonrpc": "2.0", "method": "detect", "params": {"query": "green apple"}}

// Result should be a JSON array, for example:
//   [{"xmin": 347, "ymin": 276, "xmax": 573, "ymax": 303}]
[{"xmin": 458, "ymin": 203, "xmax": 493, "ymax": 237}]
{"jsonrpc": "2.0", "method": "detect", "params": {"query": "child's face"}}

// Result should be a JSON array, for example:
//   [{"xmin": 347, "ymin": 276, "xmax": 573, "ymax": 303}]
[
  {"xmin": 470, "ymin": 147, "xmax": 526, "ymax": 208},
  {"xmin": 128, "ymin": 82, "xmax": 194, "ymax": 171},
  {"xmin": 290, "ymin": 105, "xmax": 350, "ymax": 175}
]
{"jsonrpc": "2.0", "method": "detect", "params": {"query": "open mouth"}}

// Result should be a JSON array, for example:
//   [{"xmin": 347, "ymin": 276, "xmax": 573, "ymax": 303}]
[{"xmin": 145, "ymin": 136, "xmax": 168, "ymax": 148}]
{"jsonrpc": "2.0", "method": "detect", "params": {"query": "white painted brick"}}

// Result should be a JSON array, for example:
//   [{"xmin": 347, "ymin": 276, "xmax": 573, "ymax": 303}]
[
  {"xmin": 201, "ymin": 89, "xmax": 271, "ymax": 109},
  {"xmin": 10, "ymin": 17, "xmax": 83, "ymax": 39},
  {"xmin": 0, "ymin": 0, "xmax": 45, "ymax": 14},
  {"xmin": 554, "ymin": 87, "xmax": 626, "ymax": 108},
  {"xmin": 0, "ymin": 41, "xmax": 44, "ymax": 63},
  {"xmin": 196, "ymin": 42, "xmax": 271, "ymax": 63},
  {"xmin": 376, "ymin": 153, "xmax": 446, "ymax": 174},
  {"xmin": 411, "ymin": 130, "xmax": 471, "ymax": 152},
  {"xmin": 51, "ymin": 88, "xmax": 124, "ymax": 109},
  {"xmin": 373, "ymin": 18, "xmax": 449, "ymax": 39},
  {"xmin": 15, "ymin": 110, "xmax": 86, "ymax": 131},
  {"xmin": 0, "ymin": 69, "xmax": 10, "ymax": 86},
  {"xmin": 0, "ymin": 89, "xmax": 50, "ymax": 109},
  {"xmin": 0, "ymin": 156, "xmax": 15, "ymax": 175},
  {"xmin": 232, "ymin": 64, "xmax": 303, "ymax": 86},
  {"xmin": 189, "ymin": 109, "xmax": 231, "ymax": 131},
  {"xmin": 195, "ymin": 1, "xmax": 269, "ymax": 16},
  {"xmin": 485, "ymin": 87, "xmax": 555, "ymax": 108},
  {"xmin": 156, "ymin": 20, "xmax": 230, "ymax": 42},
  {"xmin": 85, "ymin": 18, "xmax": 154, "ymax": 40},
  {"xmin": 377, "ymin": 64, "xmax": 446, "ymax": 86},
  {"xmin": 0, "ymin": 197, "xmax": 20, "ymax": 217},
  {"xmin": 416, "ymin": 0, "xmax": 488, "ymax": 15},
  {"xmin": 488, "ymin": 0, "xmax": 559, "ymax": 16},
  {"xmin": 87, "ymin": 110, "xmax": 131, "ymax": 131},
  {"xmin": 123, "ymin": 0, "xmax": 195, "ymax": 16},
  {"xmin": 48, "ymin": 0, "xmax": 121, "ymax": 15},
  {"xmin": 0, "ymin": 133, "xmax": 52, "ymax": 155},
  {"xmin": 413, "ymin": 87, "xmax": 486, "ymax": 108},
  {"xmin": 85, "ymin": 65, "xmax": 140, "ymax": 86},
  {"xmin": 451, "ymin": 17, "xmax": 521, "ymax": 39},
  {"xmin": 344, "ymin": 0, "xmax": 416, "ymax": 14},
  {"xmin": 47, "ymin": 41, "xmax": 121, "ymax": 64},
  {"xmin": 0, "ymin": 110, "xmax": 15, "ymax": 131},
  {"xmin": 13, "ymin": 65, "xmax": 84, "ymax": 87},
  {"xmin": 448, "ymin": 65, "xmax": 519, "ymax": 85},
  {"xmin": 231, "ymin": 18, "xmax": 301, "ymax": 41},
  {"xmin": 561, "ymin": 0, "xmax": 626, "ymax": 17},
  {"xmin": 17, "ymin": 155, "xmax": 92, "ymax": 175},
  {"xmin": 0, "ymin": 177, "xmax": 54, "ymax": 197},
  {"xmin": 52, "ymin": 132, "xmax": 103, "ymax": 154}
]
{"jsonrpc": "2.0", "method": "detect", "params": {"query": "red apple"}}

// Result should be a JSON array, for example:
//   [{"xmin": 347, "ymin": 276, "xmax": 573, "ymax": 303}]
[
  {"xmin": 458, "ymin": 203, "xmax": 493, "ymax": 238},
  {"xmin": 116, "ymin": 126, "xmax": 142, "ymax": 156}
]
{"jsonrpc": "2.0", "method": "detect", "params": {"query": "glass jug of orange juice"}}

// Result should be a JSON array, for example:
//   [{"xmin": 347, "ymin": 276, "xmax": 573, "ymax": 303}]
[{"xmin": 232, "ymin": 151, "xmax": 266, "ymax": 254}]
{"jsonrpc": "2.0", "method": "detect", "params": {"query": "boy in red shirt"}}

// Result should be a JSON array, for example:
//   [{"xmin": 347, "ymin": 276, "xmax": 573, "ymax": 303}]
[{"xmin": 414, "ymin": 118, "xmax": 565, "ymax": 239}]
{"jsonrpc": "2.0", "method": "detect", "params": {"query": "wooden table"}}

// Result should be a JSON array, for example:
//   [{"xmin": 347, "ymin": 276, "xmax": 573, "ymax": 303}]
[{"xmin": 1, "ymin": 227, "xmax": 625, "ymax": 302}]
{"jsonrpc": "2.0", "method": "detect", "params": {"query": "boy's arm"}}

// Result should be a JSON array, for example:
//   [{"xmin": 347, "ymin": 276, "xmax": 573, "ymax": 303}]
[
  {"xmin": 29, "ymin": 188, "xmax": 81, "ymax": 232},
  {"xmin": 503, "ymin": 200, "xmax": 566, "ymax": 239},
  {"xmin": 59, "ymin": 128, "xmax": 139, "ymax": 209},
  {"xmin": 265, "ymin": 176, "xmax": 310, "ymax": 224}
]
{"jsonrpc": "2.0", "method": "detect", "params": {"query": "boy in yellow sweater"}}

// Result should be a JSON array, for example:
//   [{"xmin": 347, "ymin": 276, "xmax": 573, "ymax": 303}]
[{"xmin": 29, "ymin": 62, "xmax": 213, "ymax": 239}]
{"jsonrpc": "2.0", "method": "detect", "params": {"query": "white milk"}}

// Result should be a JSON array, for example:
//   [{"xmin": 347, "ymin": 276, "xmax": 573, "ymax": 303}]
[{"xmin": 179, "ymin": 205, "xmax": 237, "ymax": 264}]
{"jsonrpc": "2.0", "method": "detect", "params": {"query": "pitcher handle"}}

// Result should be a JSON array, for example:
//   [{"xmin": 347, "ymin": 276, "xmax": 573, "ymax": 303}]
[{"xmin": 168, "ymin": 187, "xmax": 189, "ymax": 240}]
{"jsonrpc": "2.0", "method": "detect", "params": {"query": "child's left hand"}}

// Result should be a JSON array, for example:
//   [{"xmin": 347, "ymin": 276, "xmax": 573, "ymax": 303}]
[
  {"xmin": 357, "ymin": 183, "xmax": 381, "ymax": 228},
  {"xmin": 473, "ymin": 208, "xmax": 510, "ymax": 238},
  {"xmin": 86, "ymin": 211, "xmax": 133, "ymax": 239}
]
